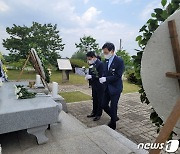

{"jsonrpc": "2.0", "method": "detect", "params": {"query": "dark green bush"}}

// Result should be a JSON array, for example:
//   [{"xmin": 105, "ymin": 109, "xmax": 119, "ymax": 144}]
[
  {"xmin": 70, "ymin": 59, "xmax": 88, "ymax": 68},
  {"xmin": 125, "ymin": 69, "xmax": 138, "ymax": 84}
]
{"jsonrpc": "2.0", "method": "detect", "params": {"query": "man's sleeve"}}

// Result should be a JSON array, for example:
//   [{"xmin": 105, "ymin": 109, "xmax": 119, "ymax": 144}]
[{"xmin": 106, "ymin": 58, "xmax": 125, "ymax": 83}]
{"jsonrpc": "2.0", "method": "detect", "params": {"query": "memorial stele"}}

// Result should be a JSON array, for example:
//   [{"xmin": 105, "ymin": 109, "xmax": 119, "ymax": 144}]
[{"xmin": 141, "ymin": 9, "xmax": 180, "ymax": 136}]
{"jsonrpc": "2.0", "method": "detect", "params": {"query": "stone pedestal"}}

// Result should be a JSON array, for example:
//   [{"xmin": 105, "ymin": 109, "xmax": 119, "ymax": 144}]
[
  {"xmin": 62, "ymin": 70, "xmax": 69, "ymax": 83},
  {"xmin": 0, "ymin": 82, "xmax": 62, "ymax": 144},
  {"xmin": 52, "ymin": 95, "xmax": 68, "ymax": 113}
]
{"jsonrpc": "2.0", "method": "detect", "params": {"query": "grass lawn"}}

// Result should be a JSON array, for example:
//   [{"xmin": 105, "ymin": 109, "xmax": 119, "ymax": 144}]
[
  {"xmin": 8, "ymin": 70, "xmax": 36, "ymax": 80},
  {"xmin": 51, "ymin": 71, "xmax": 87, "ymax": 85},
  {"xmin": 60, "ymin": 81, "xmax": 139, "ymax": 103},
  {"xmin": 123, "ymin": 80, "xmax": 140, "ymax": 94},
  {"xmin": 7, "ymin": 70, "xmax": 139, "ymax": 94},
  {"xmin": 60, "ymin": 91, "xmax": 92, "ymax": 103},
  {"xmin": 8, "ymin": 70, "xmax": 87, "ymax": 85}
]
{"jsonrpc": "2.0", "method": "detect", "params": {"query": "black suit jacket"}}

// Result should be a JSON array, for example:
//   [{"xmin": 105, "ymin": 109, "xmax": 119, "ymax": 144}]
[
  {"xmin": 89, "ymin": 59, "xmax": 104, "ymax": 90},
  {"xmin": 103, "ymin": 56, "xmax": 125, "ymax": 95}
]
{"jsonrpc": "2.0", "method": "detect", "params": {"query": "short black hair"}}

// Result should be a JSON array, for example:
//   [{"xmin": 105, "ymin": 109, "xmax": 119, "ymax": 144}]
[
  {"xmin": 86, "ymin": 51, "xmax": 96, "ymax": 58},
  {"xmin": 102, "ymin": 42, "xmax": 115, "ymax": 51}
]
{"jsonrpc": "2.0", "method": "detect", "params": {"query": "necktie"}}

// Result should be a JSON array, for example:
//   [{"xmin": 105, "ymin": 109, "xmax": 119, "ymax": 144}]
[{"xmin": 105, "ymin": 59, "xmax": 109, "ymax": 71}]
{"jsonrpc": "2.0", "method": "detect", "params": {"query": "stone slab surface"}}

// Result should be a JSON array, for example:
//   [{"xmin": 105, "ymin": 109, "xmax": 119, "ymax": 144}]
[
  {"xmin": 0, "ymin": 111, "xmax": 147, "ymax": 154},
  {"xmin": 0, "ymin": 82, "xmax": 61, "ymax": 144}
]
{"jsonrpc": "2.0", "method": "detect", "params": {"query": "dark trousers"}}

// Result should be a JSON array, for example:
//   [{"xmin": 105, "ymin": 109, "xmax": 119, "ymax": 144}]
[
  {"xmin": 102, "ymin": 88, "xmax": 121, "ymax": 123},
  {"xmin": 92, "ymin": 86, "xmax": 103, "ymax": 117}
]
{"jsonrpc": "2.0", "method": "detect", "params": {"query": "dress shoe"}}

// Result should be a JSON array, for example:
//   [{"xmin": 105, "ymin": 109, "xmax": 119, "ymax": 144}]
[
  {"xmin": 108, "ymin": 121, "xmax": 116, "ymax": 130},
  {"xmin": 87, "ymin": 113, "xmax": 95, "ymax": 118},
  {"xmin": 93, "ymin": 116, "xmax": 101, "ymax": 121}
]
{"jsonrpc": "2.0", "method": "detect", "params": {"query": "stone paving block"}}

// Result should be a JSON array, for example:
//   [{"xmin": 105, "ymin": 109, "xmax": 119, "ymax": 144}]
[
  {"xmin": 23, "ymin": 142, "xmax": 65, "ymax": 154},
  {"xmin": 67, "ymin": 92, "xmax": 158, "ymax": 145},
  {"xmin": 18, "ymin": 129, "xmax": 55, "ymax": 151},
  {"xmin": 50, "ymin": 111, "xmax": 87, "ymax": 141},
  {"xmin": 58, "ymin": 135, "xmax": 105, "ymax": 154},
  {"xmin": 85, "ymin": 130, "xmax": 133, "ymax": 154}
]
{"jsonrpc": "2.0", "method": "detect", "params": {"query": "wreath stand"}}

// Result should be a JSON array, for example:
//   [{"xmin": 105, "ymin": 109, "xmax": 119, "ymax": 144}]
[
  {"xmin": 149, "ymin": 20, "xmax": 180, "ymax": 154},
  {"xmin": 17, "ymin": 48, "xmax": 51, "ymax": 92}
]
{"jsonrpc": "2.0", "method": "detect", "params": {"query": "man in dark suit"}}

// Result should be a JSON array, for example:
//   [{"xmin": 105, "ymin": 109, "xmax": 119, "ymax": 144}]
[
  {"xmin": 85, "ymin": 51, "xmax": 104, "ymax": 121},
  {"xmin": 99, "ymin": 42, "xmax": 125, "ymax": 130}
]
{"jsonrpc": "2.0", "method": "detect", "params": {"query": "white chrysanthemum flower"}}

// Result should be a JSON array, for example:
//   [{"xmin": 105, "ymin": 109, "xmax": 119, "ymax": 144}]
[
  {"xmin": 17, "ymin": 88, "xmax": 21, "ymax": 93},
  {"xmin": 82, "ymin": 66, "xmax": 85, "ymax": 69},
  {"xmin": 19, "ymin": 93, "xmax": 23, "ymax": 97}
]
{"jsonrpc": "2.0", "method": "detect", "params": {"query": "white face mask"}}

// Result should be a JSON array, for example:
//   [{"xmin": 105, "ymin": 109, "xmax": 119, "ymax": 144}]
[
  {"xmin": 88, "ymin": 59, "xmax": 94, "ymax": 64},
  {"xmin": 104, "ymin": 53, "xmax": 112, "ymax": 59}
]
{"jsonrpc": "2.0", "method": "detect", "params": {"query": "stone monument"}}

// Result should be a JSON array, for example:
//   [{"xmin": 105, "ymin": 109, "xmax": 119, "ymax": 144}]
[
  {"xmin": 141, "ymin": 10, "xmax": 180, "ymax": 136},
  {"xmin": 57, "ymin": 58, "xmax": 72, "ymax": 82}
]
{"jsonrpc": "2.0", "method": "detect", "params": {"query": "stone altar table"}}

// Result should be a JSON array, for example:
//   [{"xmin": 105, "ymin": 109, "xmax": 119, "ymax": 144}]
[{"xmin": 0, "ymin": 82, "xmax": 62, "ymax": 144}]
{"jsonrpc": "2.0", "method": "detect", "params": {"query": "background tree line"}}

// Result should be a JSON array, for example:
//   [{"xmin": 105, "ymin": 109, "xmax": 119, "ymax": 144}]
[{"xmin": 2, "ymin": 22, "xmax": 137, "ymax": 84}]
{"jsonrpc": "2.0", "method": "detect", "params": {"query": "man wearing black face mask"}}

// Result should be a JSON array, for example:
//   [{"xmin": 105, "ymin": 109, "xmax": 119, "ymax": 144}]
[
  {"xmin": 99, "ymin": 42, "xmax": 125, "ymax": 130},
  {"xmin": 85, "ymin": 51, "xmax": 104, "ymax": 121}
]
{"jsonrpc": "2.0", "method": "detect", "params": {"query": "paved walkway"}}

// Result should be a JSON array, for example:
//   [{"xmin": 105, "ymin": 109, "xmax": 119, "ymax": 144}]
[
  {"xmin": 66, "ymin": 92, "xmax": 158, "ymax": 145},
  {"xmin": 63, "ymin": 85, "xmax": 180, "ymax": 153},
  {"xmin": 61, "ymin": 84, "xmax": 180, "ymax": 154},
  {"xmin": 59, "ymin": 84, "xmax": 158, "ymax": 144},
  {"xmin": 59, "ymin": 84, "xmax": 91, "ymax": 95}
]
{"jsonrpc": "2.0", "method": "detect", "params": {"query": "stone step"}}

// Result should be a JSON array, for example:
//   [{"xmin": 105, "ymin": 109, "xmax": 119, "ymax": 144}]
[
  {"xmin": 85, "ymin": 125, "xmax": 148, "ymax": 154},
  {"xmin": 0, "ymin": 111, "xmax": 148, "ymax": 154}
]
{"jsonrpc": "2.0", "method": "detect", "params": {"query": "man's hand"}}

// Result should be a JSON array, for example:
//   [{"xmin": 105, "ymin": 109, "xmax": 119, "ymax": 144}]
[
  {"xmin": 85, "ymin": 75, "xmax": 92, "ymax": 80},
  {"xmin": 99, "ymin": 77, "xmax": 106, "ymax": 83}
]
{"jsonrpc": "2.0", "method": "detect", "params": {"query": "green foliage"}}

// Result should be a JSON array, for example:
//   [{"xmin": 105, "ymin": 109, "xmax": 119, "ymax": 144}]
[
  {"xmin": 60, "ymin": 91, "xmax": 92, "ymax": 103},
  {"xmin": 2, "ymin": 55, "xmax": 12, "ymax": 64},
  {"xmin": 43, "ymin": 64, "xmax": 50, "ymax": 83},
  {"xmin": 15, "ymin": 85, "xmax": 36, "ymax": 99},
  {"xmin": 73, "ymin": 35, "xmax": 101, "ymax": 61},
  {"xmin": 3, "ymin": 22, "xmax": 65, "ymax": 66},
  {"xmin": 0, "ymin": 52, "xmax": 8, "ymax": 78},
  {"xmin": 116, "ymin": 50, "xmax": 133, "ymax": 71},
  {"xmin": 8, "ymin": 59, "xmax": 31, "ymax": 70},
  {"xmin": 71, "ymin": 51, "xmax": 87, "ymax": 61},
  {"xmin": 70, "ymin": 59, "xmax": 88, "ymax": 69},
  {"xmin": 133, "ymin": 0, "xmax": 180, "ymax": 137},
  {"xmin": 116, "ymin": 50, "xmax": 137, "ymax": 84},
  {"xmin": 161, "ymin": 0, "xmax": 167, "ymax": 7},
  {"xmin": 125, "ymin": 69, "xmax": 138, "ymax": 84},
  {"xmin": 75, "ymin": 35, "xmax": 101, "ymax": 55},
  {"xmin": 0, "ymin": 52, "xmax": 5, "ymax": 62}
]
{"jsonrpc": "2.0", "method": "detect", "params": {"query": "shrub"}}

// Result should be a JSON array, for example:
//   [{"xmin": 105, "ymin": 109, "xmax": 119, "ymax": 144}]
[
  {"xmin": 71, "ymin": 51, "xmax": 86, "ymax": 61},
  {"xmin": 8, "ymin": 59, "xmax": 32, "ymax": 70},
  {"xmin": 70, "ymin": 59, "xmax": 88, "ymax": 68},
  {"xmin": 125, "ymin": 69, "xmax": 138, "ymax": 84}
]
